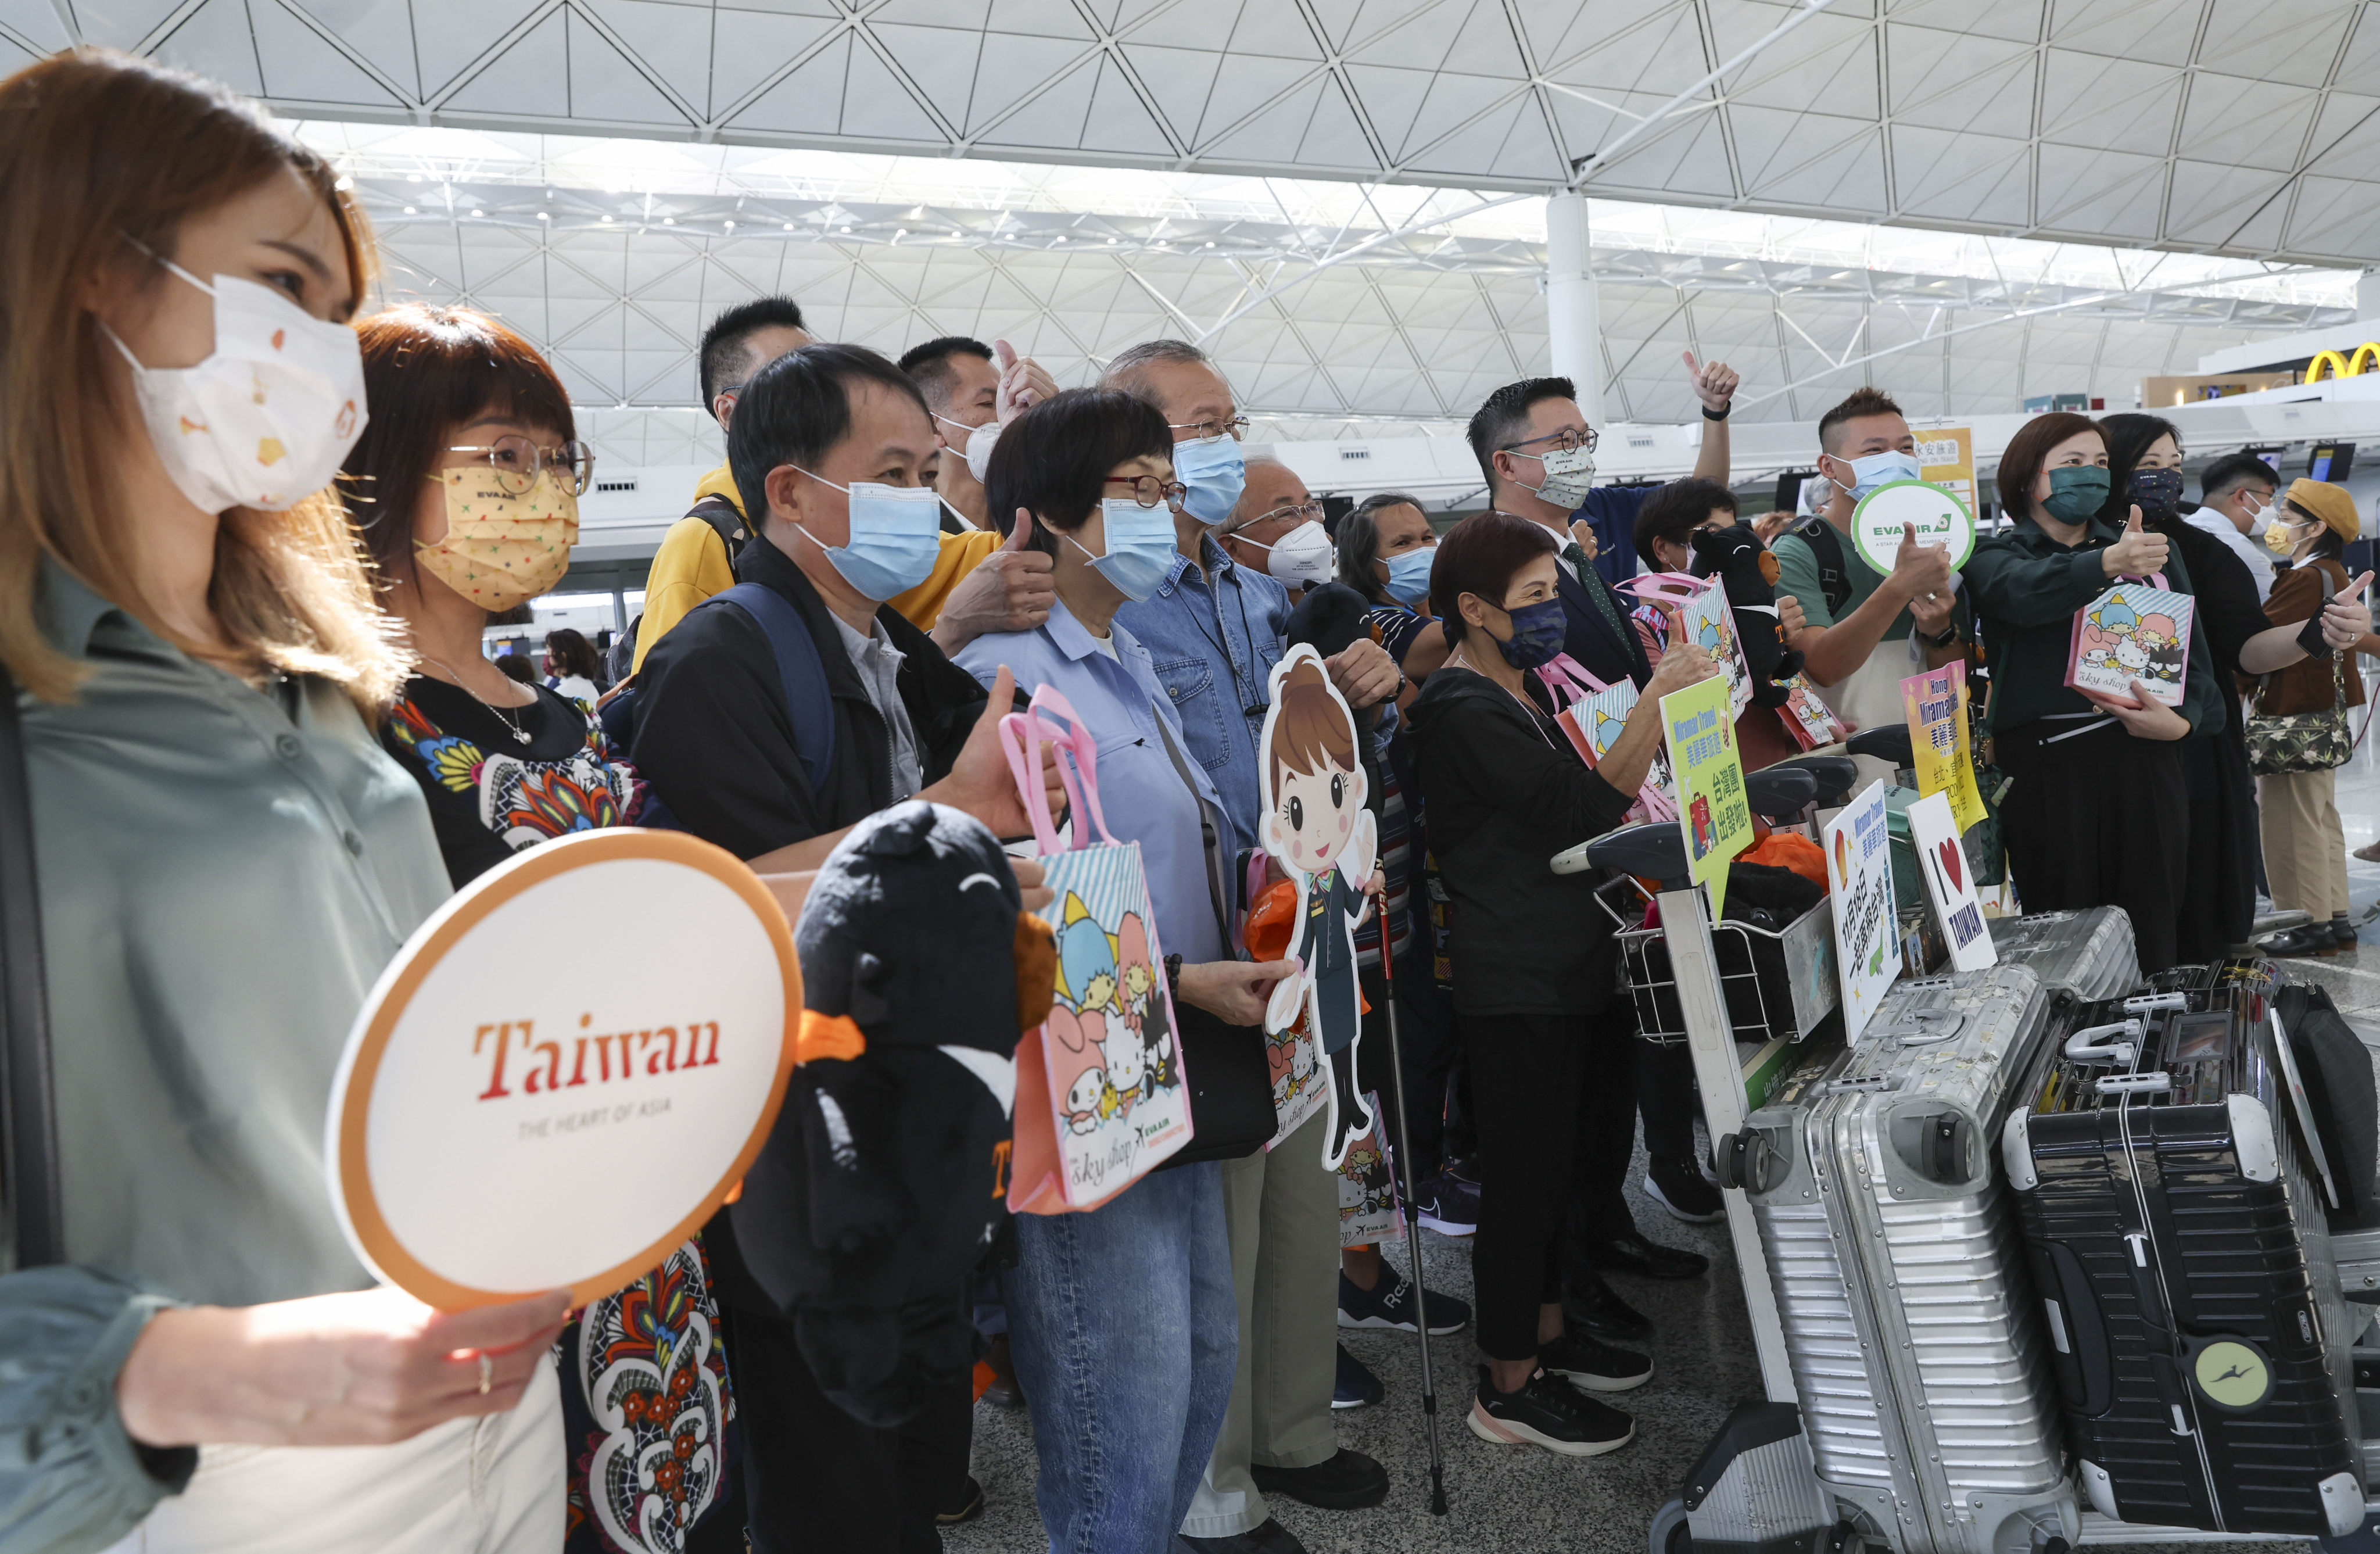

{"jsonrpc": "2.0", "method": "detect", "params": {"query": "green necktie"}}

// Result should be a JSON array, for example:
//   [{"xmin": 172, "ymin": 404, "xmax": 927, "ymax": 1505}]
[{"xmin": 1564, "ymin": 542, "xmax": 1632, "ymax": 642}]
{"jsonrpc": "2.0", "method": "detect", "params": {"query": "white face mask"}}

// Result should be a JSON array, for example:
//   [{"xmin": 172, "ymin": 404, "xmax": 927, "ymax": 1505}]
[
  {"xmin": 1240, "ymin": 518, "xmax": 1335, "ymax": 586},
  {"xmin": 103, "ymin": 253, "xmax": 367, "ymax": 514},
  {"xmin": 935, "ymin": 411, "xmax": 1000, "ymax": 485}
]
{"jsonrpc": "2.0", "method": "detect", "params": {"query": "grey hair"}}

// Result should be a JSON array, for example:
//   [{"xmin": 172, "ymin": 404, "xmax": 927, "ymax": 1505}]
[{"xmin": 1101, "ymin": 339, "xmax": 1215, "ymax": 403}]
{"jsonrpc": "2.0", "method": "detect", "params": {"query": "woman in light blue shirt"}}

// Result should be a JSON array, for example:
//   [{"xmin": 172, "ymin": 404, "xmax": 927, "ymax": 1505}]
[{"xmin": 952, "ymin": 389, "xmax": 1295, "ymax": 1554}]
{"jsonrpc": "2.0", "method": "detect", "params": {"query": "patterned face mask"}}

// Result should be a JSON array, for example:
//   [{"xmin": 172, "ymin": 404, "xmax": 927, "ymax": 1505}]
[{"xmin": 414, "ymin": 466, "xmax": 579, "ymax": 612}]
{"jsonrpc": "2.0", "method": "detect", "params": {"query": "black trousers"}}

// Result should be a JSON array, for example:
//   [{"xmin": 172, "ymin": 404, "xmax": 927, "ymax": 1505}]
[
  {"xmin": 1354, "ymin": 926, "xmax": 1465, "ymax": 1182},
  {"xmin": 723, "ymin": 1301, "xmax": 971, "ymax": 1554},
  {"xmin": 1635, "ymin": 1040, "xmax": 1698, "ymax": 1161},
  {"xmin": 1468, "ymin": 1004, "xmax": 1636, "ymax": 1360},
  {"xmin": 1997, "ymin": 719, "xmax": 2189, "ymax": 975}
]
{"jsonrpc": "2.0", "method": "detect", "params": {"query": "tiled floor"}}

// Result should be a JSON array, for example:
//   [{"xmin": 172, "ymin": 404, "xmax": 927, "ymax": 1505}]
[{"xmin": 948, "ymin": 737, "xmax": 2380, "ymax": 1554}]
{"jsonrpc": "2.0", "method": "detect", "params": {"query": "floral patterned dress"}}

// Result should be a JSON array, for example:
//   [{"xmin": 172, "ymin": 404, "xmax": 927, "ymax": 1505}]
[{"xmin": 381, "ymin": 674, "xmax": 739, "ymax": 1554}]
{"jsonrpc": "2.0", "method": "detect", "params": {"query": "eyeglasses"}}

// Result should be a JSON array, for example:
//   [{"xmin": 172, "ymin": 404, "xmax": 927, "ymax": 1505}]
[
  {"xmin": 1169, "ymin": 416, "xmax": 1250, "ymax": 442},
  {"xmin": 1500, "ymin": 426, "xmax": 1598, "ymax": 456},
  {"xmin": 1105, "ymin": 474, "xmax": 1189, "ymax": 510},
  {"xmin": 446, "ymin": 435, "xmax": 596, "ymax": 497},
  {"xmin": 1234, "ymin": 499, "xmax": 1325, "ymax": 532}
]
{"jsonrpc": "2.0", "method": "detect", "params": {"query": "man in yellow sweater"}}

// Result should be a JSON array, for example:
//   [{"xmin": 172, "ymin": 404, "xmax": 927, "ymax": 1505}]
[{"xmin": 635, "ymin": 300, "xmax": 1057, "ymax": 669}]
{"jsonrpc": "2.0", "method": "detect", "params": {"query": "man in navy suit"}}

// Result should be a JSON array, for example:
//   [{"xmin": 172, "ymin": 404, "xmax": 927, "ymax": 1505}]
[{"xmin": 1464, "ymin": 355, "xmax": 1740, "ymax": 690}]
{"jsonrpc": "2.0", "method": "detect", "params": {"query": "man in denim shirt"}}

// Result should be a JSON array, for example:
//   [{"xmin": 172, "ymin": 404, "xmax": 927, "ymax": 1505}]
[{"xmin": 1105, "ymin": 341, "xmax": 1402, "ymax": 1554}]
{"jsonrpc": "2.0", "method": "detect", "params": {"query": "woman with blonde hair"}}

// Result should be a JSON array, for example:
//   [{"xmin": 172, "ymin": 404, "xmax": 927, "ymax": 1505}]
[{"xmin": 0, "ymin": 49, "xmax": 565, "ymax": 1552}]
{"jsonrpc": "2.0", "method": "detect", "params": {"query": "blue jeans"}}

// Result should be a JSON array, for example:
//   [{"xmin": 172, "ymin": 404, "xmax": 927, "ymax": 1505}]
[{"xmin": 1003, "ymin": 1161, "xmax": 1237, "ymax": 1554}]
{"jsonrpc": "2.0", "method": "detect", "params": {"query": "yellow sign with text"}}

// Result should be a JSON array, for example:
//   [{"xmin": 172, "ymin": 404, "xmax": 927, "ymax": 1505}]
[
  {"xmin": 1662, "ymin": 674, "xmax": 1755, "ymax": 922},
  {"xmin": 1915, "ymin": 425, "xmax": 1976, "ymax": 517},
  {"xmin": 1901, "ymin": 661, "xmax": 1988, "ymax": 833}
]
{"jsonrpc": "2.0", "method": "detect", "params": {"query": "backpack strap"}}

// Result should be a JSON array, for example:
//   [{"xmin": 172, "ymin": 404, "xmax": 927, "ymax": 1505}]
[
  {"xmin": 1793, "ymin": 515, "xmax": 1854, "ymax": 617},
  {"xmin": 714, "ymin": 583, "xmax": 837, "ymax": 800},
  {"xmin": 0, "ymin": 664, "xmax": 62, "ymax": 1268},
  {"xmin": 687, "ymin": 493, "xmax": 749, "ymax": 552}
]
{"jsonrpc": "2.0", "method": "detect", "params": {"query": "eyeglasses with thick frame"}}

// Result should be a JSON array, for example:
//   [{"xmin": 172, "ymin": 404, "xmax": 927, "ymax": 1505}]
[
  {"xmin": 1104, "ymin": 474, "xmax": 1189, "ymax": 510},
  {"xmin": 1169, "ymin": 416, "xmax": 1251, "ymax": 442},
  {"xmin": 445, "ymin": 435, "xmax": 597, "ymax": 497},
  {"xmin": 1499, "ymin": 425, "xmax": 1599, "ymax": 457}
]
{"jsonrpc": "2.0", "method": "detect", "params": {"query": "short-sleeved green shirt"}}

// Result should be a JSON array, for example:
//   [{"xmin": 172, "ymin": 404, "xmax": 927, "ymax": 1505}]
[{"xmin": 1770, "ymin": 521, "xmax": 1915, "ymax": 642}]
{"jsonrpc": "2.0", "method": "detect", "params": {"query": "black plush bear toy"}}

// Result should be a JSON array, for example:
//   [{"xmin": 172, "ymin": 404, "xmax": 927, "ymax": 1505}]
[
  {"xmin": 729, "ymin": 800, "xmax": 1054, "ymax": 1428},
  {"xmin": 1689, "ymin": 523, "xmax": 1805, "ymax": 708}
]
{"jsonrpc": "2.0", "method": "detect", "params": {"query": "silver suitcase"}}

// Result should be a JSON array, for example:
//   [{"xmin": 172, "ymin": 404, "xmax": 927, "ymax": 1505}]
[
  {"xmin": 1719, "ymin": 966, "xmax": 2076, "ymax": 1554},
  {"xmin": 1987, "ymin": 908, "xmax": 2137, "ymax": 1003}
]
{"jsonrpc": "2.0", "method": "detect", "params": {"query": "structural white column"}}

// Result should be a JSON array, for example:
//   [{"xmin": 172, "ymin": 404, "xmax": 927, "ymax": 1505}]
[
  {"xmin": 1544, "ymin": 191, "xmax": 1603, "ymax": 424},
  {"xmin": 2360, "ymin": 268, "xmax": 2380, "ymax": 324}
]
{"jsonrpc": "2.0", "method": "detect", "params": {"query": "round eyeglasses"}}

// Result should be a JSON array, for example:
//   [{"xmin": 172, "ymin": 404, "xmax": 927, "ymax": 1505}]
[
  {"xmin": 446, "ymin": 435, "xmax": 597, "ymax": 497},
  {"xmin": 1501, "ymin": 425, "xmax": 1599, "ymax": 456},
  {"xmin": 1106, "ymin": 475, "xmax": 1189, "ymax": 510}
]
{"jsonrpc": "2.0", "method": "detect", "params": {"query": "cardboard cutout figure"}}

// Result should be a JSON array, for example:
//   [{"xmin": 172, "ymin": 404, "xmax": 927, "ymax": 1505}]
[{"xmin": 1257, "ymin": 646, "xmax": 1378, "ymax": 1169}]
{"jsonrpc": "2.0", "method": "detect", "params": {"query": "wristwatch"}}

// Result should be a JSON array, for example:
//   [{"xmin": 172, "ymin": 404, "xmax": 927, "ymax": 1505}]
[
  {"xmin": 1702, "ymin": 403, "xmax": 1730, "ymax": 422},
  {"xmin": 1922, "ymin": 622, "xmax": 1960, "ymax": 649}
]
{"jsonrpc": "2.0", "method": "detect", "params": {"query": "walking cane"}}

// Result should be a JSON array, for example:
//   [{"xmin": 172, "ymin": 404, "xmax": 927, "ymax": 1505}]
[{"xmin": 1371, "ymin": 883, "xmax": 1449, "ymax": 1515}]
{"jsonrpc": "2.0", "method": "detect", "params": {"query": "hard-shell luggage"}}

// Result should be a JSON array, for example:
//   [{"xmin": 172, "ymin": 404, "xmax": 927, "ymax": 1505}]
[
  {"xmin": 1718, "ymin": 965, "xmax": 2077, "ymax": 1554},
  {"xmin": 2002, "ymin": 959, "xmax": 2365, "ymax": 1538},
  {"xmin": 1988, "ymin": 907, "xmax": 2138, "ymax": 1003}
]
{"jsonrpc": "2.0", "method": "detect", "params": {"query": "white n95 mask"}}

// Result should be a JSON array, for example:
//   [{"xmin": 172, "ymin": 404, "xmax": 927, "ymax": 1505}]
[
  {"xmin": 936, "ymin": 413, "xmax": 1001, "ymax": 486},
  {"xmin": 103, "ymin": 255, "xmax": 367, "ymax": 514}
]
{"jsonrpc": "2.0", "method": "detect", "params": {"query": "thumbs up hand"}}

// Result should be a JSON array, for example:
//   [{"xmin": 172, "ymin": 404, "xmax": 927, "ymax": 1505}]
[
  {"xmin": 2101, "ymin": 505, "xmax": 2168, "ymax": 579},
  {"xmin": 994, "ymin": 339, "xmax": 1058, "ymax": 426}
]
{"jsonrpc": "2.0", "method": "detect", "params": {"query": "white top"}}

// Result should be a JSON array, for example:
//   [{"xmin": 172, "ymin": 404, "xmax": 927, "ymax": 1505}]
[
  {"xmin": 550, "ymin": 673, "xmax": 601, "ymax": 706},
  {"xmin": 2187, "ymin": 511, "xmax": 2276, "ymax": 601}
]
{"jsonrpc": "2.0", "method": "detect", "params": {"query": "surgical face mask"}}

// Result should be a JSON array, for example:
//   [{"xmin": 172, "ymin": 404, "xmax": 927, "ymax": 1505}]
[
  {"xmin": 935, "ymin": 411, "xmax": 999, "ymax": 485},
  {"xmin": 1238, "ymin": 519, "xmax": 1334, "ymax": 586},
  {"xmin": 1493, "ymin": 596, "xmax": 1568, "ymax": 670},
  {"xmin": 1512, "ymin": 444, "xmax": 1597, "ymax": 510},
  {"xmin": 2041, "ymin": 465, "xmax": 2111, "ymax": 523},
  {"xmin": 103, "ymin": 256, "xmax": 367, "ymax": 514},
  {"xmin": 2266, "ymin": 513, "xmax": 2321, "ymax": 556},
  {"xmin": 1173, "ymin": 434, "xmax": 1246, "ymax": 525},
  {"xmin": 1827, "ymin": 449, "xmax": 1921, "ymax": 504},
  {"xmin": 2130, "ymin": 466, "xmax": 2185, "ymax": 515},
  {"xmin": 1066, "ymin": 498, "xmax": 1178, "ymax": 601},
  {"xmin": 1383, "ymin": 545, "xmax": 1436, "ymax": 608},
  {"xmin": 415, "ymin": 467, "xmax": 579, "ymax": 612},
  {"xmin": 790, "ymin": 469, "xmax": 942, "ymax": 600}
]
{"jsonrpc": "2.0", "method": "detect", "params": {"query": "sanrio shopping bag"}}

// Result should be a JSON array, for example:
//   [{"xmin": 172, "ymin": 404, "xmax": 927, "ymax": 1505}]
[
  {"xmin": 1000, "ymin": 685, "xmax": 1193, "ymax": 1213},
  {"xmin": 1535, "ymin": 654, "xmax": 1677, "ymax": 823},
  {"xmin": 1623, "ymin": 571, "xmax": 1754, "ymax": 718}
]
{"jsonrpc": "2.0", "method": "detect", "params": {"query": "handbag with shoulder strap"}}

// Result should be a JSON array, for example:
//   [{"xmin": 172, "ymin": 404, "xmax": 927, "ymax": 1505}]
[
  {"xmin": 2246, "ymin": 566, "xmax": 2353, "ymax": 776},
  {"xmin": 0, "ymin": 663, "xmax": 64, "ymax": 1269}
]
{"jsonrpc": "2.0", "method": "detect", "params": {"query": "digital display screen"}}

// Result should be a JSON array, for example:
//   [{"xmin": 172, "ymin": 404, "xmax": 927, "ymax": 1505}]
[{"xmin": 2310, "ymin": 443, "xmax": 2356, "ymax": 482}]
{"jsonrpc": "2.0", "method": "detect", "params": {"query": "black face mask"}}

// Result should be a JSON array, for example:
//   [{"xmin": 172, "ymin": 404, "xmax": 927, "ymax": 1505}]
[{"xmin": 2130, "ymin": 466, "xmax": 2185, "ymax": 517}]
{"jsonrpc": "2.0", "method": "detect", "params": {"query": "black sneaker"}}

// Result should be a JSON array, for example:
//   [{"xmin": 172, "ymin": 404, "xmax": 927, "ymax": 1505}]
[
  {"xmin": 935, "ymin": 1475, "xmax": 985, "ymax": 1526},
  {"xmin": 1416, "ymin": 1172, "xmax": 1479, "ymax": 1237},
  {"xmin": 1467, "ymin": 1365, "xmax": 1635, "ymax": 1456},
  {"xmin": 1646, "ymin": 1155, "xmax": 1725, "ymax": 1223},
  {"xmin": 1541, "ymin": 1329, "xmax": 1653, "ymax": 1392},
  {"xmin": 1250, "ymin": 1446, "xmax": 1389, "ymax": 1510},
  {"xmin": 1561, "ymin": 1273, "xmax": 1652, "ymax": 1341},
  {"xmin": 1331, "ymin": 1342, "xmax": 1382, "ymax": 1410},
  {"xmin": 1338, "ymin": 1267, "xmax": 1471, "ymax": 1334}
]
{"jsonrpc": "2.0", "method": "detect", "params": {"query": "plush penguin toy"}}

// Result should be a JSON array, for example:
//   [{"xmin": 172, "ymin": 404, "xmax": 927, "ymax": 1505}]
[
  {"xmin": 1687, "ymin": 524, "xmax": 1804, "ymax": 707},
  {"xmin": 729, "ymin": 800, "xmax": 1056, "ymax": 1428}
]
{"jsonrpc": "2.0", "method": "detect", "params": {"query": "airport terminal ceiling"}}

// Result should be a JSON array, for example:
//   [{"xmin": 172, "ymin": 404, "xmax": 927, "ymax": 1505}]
[{"xmin": 10, "ymin": 0, "xmax": 2375, "ymax": 447}]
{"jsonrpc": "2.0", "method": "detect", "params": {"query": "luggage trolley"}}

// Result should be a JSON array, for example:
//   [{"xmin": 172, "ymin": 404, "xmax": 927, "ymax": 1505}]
[{"xmin": 1557, "ymin": 789, "xmax": 2379, "ymax": 1554}]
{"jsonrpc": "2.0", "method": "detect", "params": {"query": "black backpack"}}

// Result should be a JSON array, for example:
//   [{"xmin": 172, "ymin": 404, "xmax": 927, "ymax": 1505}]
[{"xmin": 1790, "ymin": 515, "xmax": 1855, "ymax": 617}]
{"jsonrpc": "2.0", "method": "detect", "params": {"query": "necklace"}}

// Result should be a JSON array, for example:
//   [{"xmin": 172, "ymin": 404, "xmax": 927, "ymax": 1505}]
[
  {"xmin": 1446, "ymin": 647, "xmax": 1562, "ymax": 753},
  {"xmin": 417, "ymin": 655, "xmax": 535, "ymax": 745}
]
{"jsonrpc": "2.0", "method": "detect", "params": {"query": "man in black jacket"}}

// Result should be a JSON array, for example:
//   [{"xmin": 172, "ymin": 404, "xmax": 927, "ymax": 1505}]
[{"xmin": 630, "ymin": 342, "xmax": 1056, "ymax": 1552}]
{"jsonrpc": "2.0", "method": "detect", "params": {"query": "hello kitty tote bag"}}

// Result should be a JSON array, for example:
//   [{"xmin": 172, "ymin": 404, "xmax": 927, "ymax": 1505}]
[
  {"xmin": 2066, "ymin": 575, "xmax": 2195, "ymax": 709},
  {"xmin": 999, "ymin": 685, "xmax": 1193, "ymax": 1214}
]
